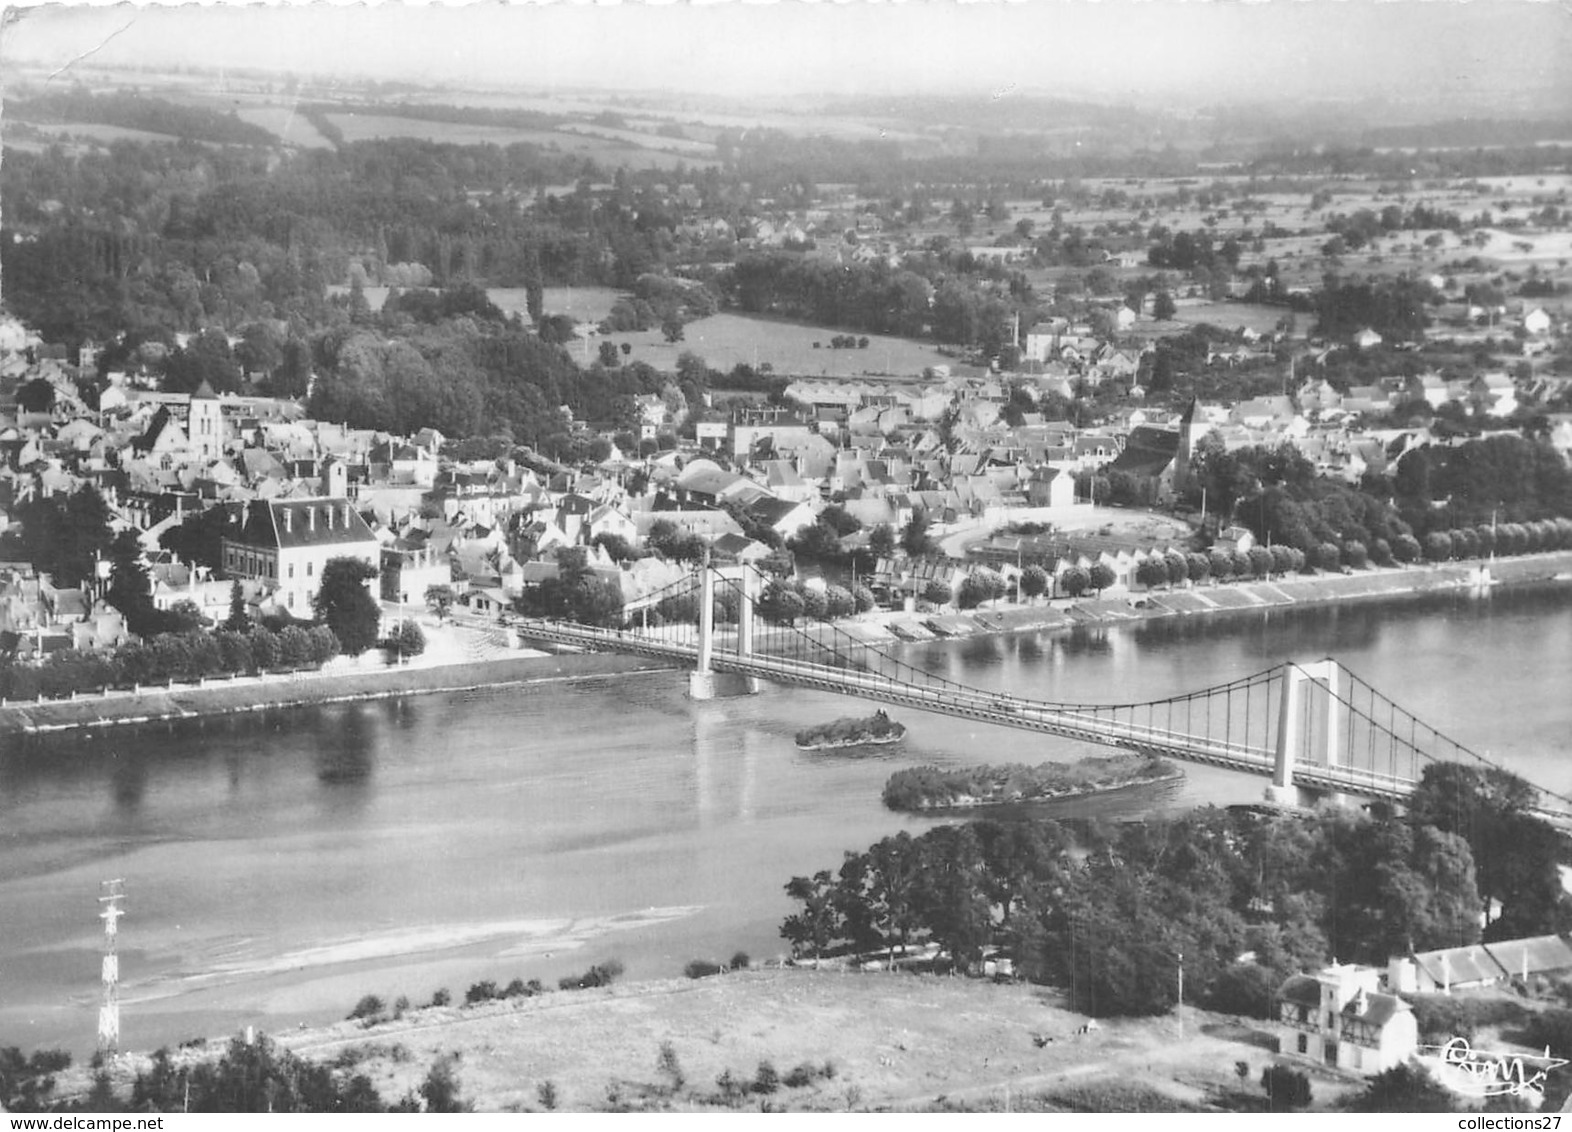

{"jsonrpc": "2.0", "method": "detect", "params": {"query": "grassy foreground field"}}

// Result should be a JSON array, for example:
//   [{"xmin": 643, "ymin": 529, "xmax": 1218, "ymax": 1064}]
[{"xmin": 76, "ymin": 968, "xmax": 1366, "ymax": 1113}]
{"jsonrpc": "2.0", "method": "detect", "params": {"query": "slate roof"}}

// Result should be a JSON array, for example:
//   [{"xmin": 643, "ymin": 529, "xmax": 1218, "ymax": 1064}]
[
  {"xmin": 1484, "ymin": 935, "xmax": 1572, "ymax": 979},
  {"xmin": 233, "ymin": 498, "xmax": 377, "ymax": 551},
  {"xmin": 1413, "ymin": 945, "xmax": 1507, "ymax": 988},
  {"xmin": 1106, "ymin": 426, "xmax": 1180, "ymax": 479}
]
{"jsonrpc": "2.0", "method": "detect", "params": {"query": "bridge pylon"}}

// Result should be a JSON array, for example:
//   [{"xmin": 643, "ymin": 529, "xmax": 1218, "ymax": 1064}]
[
  {"xmin": 1267, "ymin": 659, "xmax": 1343, "ymax": 807},
  {"xmin": 688, "ymin": 561, "xmax": 762, "ymax": 700}
]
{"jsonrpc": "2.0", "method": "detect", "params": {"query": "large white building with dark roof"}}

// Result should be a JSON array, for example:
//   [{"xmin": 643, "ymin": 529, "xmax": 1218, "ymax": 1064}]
[{"xmin": 220, "ymin": 498, "xmax": 379, "ymax": 615}]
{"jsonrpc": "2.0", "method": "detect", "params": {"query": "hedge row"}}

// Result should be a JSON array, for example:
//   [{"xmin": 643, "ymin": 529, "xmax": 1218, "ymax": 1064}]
[{"xmin": 0, "ymin": 625, "xmax": 341, "ymax": 702}]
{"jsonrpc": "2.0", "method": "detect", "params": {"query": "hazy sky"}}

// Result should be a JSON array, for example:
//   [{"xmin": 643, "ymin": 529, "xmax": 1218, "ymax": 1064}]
[{"xmin": 3, "ymin": 0, "xmax": 1571, "ymax": 110}]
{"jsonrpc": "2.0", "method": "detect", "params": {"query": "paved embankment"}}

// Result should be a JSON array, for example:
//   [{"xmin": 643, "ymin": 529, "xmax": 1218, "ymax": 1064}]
[
  {"xmin": 0, "ymin": 650, "xmax": 676, "ymax": 736},
  {"xmin": 849, "ymin": 550, "xmax": 1572, "ymax": 645},
  {"xmin": 5, "ymin": 552, "xmax": 1569, "ymax": 737}
]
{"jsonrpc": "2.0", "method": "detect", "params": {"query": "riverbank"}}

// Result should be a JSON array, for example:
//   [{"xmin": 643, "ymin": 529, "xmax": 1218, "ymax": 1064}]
[
  {"xmin": 0, "ymin": 650, "xmax": 676, "ymax": 736},
  {"xmin": 836, "ymin": 549, "xmax": 1572, "ymax": 647},
  {"xmin": 5, "ymin": 550, "xmax": 1570, "ymax": 737}
]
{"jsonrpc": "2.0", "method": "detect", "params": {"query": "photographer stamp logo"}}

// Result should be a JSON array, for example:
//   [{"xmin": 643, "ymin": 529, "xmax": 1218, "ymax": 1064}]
[{"xmin": 1416, "ymin": 1038, "xmax": 1569, "ymax": 1100}]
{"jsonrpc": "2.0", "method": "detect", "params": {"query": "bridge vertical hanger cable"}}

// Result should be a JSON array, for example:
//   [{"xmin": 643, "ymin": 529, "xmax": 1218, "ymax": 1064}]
[{"xmin": 519, "ymin": 572, "xmax": 1572, "ymax": 815}]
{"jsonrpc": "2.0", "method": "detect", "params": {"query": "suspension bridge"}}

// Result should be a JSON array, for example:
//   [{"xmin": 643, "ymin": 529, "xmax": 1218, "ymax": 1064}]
[{"xmin": 515, "ymin": 562, "xmax": 1570, "ymax": 820}]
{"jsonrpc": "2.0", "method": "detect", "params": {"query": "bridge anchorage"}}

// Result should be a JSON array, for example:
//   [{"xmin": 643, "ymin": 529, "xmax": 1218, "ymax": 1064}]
[{"xmin": 515, "ymin": 561, "xmax": 1571, "ymax": 820}]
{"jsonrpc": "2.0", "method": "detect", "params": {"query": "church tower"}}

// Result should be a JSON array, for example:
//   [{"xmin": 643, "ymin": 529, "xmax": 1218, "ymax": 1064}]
[{"xmin": 188, "ymin": 380, "xmax": 223, "ymax": 461}]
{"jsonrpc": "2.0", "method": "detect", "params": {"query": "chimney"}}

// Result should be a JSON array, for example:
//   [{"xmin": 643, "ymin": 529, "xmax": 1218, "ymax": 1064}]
[
  {"xmin": 308, "ymin": 506, "xmax": 316, "ymax": 532},
  {"xmin": 282, "ymin": 507, "xmax": 292, "ymax": 534},
  {"xmin": 343, "ymin": 503, "xmax": 352, "ymax": 529}
]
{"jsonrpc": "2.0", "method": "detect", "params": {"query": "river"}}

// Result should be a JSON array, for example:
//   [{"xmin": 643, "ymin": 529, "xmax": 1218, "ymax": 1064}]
[{"xmin": 3, "ymin": 585, "xmax": 1570, "ymax": 1056}]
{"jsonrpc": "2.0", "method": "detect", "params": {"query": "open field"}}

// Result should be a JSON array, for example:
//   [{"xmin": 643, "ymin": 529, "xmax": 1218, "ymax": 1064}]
[
  {"xmin": 1165, "ymin": 301, "xmax": 1299, "ymax": 336},
  {"xmin": 21, "ymin": 120, "xmax": 195, "ymax": 146},
  {"xmin": 500, "ymin": 286, "xmax": 626, "ymax": 325},
  {"xmin": 66, "ymin": 968, "xmax": 1372, "ymax": 1113},
  {"xmin": 324, "ymin": 112, "xmax": 716, "ymax": 169},
  {"xmin": 556, "ymin": 122, "xmax": 716, "ymax": 158},
  {"xmin": 233, "ymin": 104, "xmax": 335, "ymax": 149},
  {"xmin": 603, "ymin": 312, "xmax": 985, "ymax": 378}
]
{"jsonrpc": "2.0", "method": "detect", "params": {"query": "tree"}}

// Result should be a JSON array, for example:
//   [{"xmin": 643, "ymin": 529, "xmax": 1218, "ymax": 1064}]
[
  {"xmin": 868, "ymin": 524, "xmax": 897, "ymax": 560},
  {"xmin": 424, "ymin": 585, "xmax": 455, "ymax": 622},
  {"xmin": 1089, "ymin": 563, "xmax": 1115, "ymax": 593},
  {"xmin": 782, "ymin": 871, "xmax": 842, "ymax": 965},
  {"xmin": 957, "ymin": 569, "xmax": 1003, "ymax": 609},
  {"xmin": 1020, "ymin": 564, "xmax": 1049, "ymax": 600},
  {"xmin": 105, "ymin": 529, "xmax": 159, "ymax": 637},
  {"xmin": 386, "ymin": 620, "xmax": 425, "ymax": 663},
  {"xmin": 1135, "ymin": 557, "xmax": 1170, "ymax": 590},
  {"xmin": 900, "ymin": 513, "xmax": 935, "ymax": 558},
  {"xmin": 16, "ymin": 377, "xmax": 56, "ymax": 414},
  {"xmin": 1060, "ymin": 565, "xmax": 1090, "ymax": 597},
  {"xmin": 661, "ymin": 318, "xmax": 685, "ymax": 343},
  {"xmin": 224, "ymin": 579, "xmax": 250, "ymax": 632},
  {"xmin": 1153, "ymin": 291, "xmax": 1177, "ymax": 321},
  {"xmin": 313, "ymin": 557, "xmax": 381, "ymax": 655}
]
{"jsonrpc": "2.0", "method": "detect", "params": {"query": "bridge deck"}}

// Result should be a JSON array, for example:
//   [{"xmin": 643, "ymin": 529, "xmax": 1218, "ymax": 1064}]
[{"xmin": 514, "ymin": 620, "xmax": 1421, "ymax": 804}]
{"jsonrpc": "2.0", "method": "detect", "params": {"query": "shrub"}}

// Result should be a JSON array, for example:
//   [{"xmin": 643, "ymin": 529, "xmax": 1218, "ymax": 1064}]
[
  {"xmin": 428, "ymin": 988, "xmax": 451, "ymax": 1008},
  {"xmin": 729, "ymin": 951, "xmax": 750, "ymax": 970},
  {"xmin": 685, "ymin": 959, "xmax": 723, "ymax": 979},
  {"xmin": 1261, "ymin": 1064, "xmax": 1312, "ymax": 1111},
  {"xmin": 784, "ymin": 1063, "xmax": 816, "ymax": 1088},
  {"xmin": 1350, "ymin": 1063, "xmax": 1456, "ymax": 1112},
  {"xmin": 278, "ymin": 625, "xmax": 316, "ymax": 668},
  {"xmin": 1370, "ymin": 538, "xmax": 1394, "ymax": 566},
  {"xmin": 753, "ymin": 1060, "xmax": 780, "ymax": 1095},
  {"xmin": 852, "ymin": 584, "xmax": 876, "ymax": 613},
  {"xmin": 922, "ymin": 579, "xmax": 952, "ymax": 605},
  {"xmin": 1424, "ymin": 531, "xmax": 1454, "ymax": 562},
  {"xmin": 537, "ymin": 1081, "xmax": 559, "ymax": 1111},
  {"xmin": 657, "ymin": 1041, "xmax": 685, "ymax": 1092},
  {"xmin": 1344, "ymin": 540, "xmax": 1368, "ymax": 569},
  {"xmin": 560, "ymin": 959, "xmax": 625, "ymax": 990},
  {"xmin": 465, "ymin": 980, "xmax": 499, "ymax": 1005},
  {"xmin": 1314, "ymin": 542, "xmax": 1342, "ymax": 572},
  {"xmin": 800, "ymin": 588, "xmax": 829, "ymax": 620},
  {"xmin": 715, "ymin": 1069, "xmax": 749, "ymax": 1106},
  {"xmin": 347, "ymin": 994, "xmax": 384, "ymax": 1021}
]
